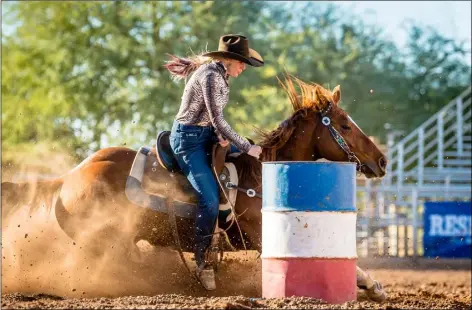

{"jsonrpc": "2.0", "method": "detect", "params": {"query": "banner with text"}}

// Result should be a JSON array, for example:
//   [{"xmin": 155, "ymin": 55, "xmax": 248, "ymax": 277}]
[{"xmin": 423, "ymin": 201, "xmax": 471, "ymax": 258}]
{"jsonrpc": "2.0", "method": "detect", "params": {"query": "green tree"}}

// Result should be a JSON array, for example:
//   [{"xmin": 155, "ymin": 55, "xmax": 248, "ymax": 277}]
[
  {"xmin": 2, "ymin": 1, "xmax": 267, "ymax": 158},
  {"xmin": 2, "ymin": 1, "xmax": 470, "ymax": 164}
]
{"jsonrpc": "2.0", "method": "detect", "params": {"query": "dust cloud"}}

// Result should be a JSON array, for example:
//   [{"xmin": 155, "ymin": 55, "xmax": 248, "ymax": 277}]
[{"xmin": 2, "ymin": 174, "xmax": 261, "ymax": 299}]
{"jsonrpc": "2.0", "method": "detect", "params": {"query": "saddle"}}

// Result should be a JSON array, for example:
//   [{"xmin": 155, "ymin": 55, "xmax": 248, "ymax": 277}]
[
  {"xmin": 155, "ymin": 131, "xmax": 231, "ymax": 204},
  {"xmin": 149, "ymin": 131, "xmax": 239, "ymax": 281}
]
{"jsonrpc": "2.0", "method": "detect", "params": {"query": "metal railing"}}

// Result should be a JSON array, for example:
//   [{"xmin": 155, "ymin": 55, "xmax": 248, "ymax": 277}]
[
  {"xmin": 383, "ymin": 87, "xmax": 471, "ymax": 189},
  {"xmin": 356, "ymin": 87, "xmax": 472, "ymax": 258}
]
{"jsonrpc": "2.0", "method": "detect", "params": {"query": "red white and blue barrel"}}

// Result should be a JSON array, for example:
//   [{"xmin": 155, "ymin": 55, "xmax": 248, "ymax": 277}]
[{"xmin": 261, "ymin": 162, "xmax": 357, "ymax": 304}]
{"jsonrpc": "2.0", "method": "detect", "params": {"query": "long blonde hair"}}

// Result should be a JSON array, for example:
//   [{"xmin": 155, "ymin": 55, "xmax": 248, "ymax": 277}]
[{"xmin": 164, "ymin": 53, "xmax": 216, "ymax": 81}]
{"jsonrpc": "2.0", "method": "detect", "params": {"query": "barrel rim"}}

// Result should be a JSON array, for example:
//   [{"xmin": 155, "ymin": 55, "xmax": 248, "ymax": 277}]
[
  {"xmin": 261, "ymin": 209, "xmax": 357, "ymax": 213},
  {"xmin": 260, "ymin": 256, "xmax": 359, "ymax": 260},
  {"xmin": 262, "ymin": 161, "xmax": 356, "ymax": 165}
]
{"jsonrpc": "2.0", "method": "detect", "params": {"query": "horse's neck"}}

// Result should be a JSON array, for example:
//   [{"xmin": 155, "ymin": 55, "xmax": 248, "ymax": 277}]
[
  {"xmin": 238, "ymin": 119, "xmax": 322, "ymax": 189},
  {"xmin": 263, "ymin": 120, "xmax": 320, "ymax": 162},
  {"xmin": 230, "ymin": 116, "xmax": 325, "ymax": 249}
]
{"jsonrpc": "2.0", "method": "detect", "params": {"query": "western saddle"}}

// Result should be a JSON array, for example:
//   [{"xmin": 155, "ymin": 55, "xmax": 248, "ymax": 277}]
[{"xmin": 155, "ymin": 131, "xmax": 231, "ymax": 203}]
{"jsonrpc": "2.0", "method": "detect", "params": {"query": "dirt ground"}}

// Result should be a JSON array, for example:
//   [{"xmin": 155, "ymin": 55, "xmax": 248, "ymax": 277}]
[
  {"xmin": 2, "ymin": 192, "xmax": 471, "ymax": 309},
  {"xmin": 2, "ymin": 244, "xmax": 471, "ymax": 309}
]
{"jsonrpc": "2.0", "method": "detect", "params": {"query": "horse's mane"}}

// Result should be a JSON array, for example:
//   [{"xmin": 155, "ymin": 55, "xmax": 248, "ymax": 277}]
[
  {"xmin": 235, "ymin": 75, "xmax": 336, "ymax": 188},
  {"xmin": 257, "ymin": 75, "xmax": 334, "ymax": 161},
  {"xmin": 276, "ymin": 75, "xmax": 334, "ymax": 113}
]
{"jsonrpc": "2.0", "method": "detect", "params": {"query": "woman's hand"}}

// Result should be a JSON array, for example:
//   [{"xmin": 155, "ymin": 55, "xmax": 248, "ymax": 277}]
[
  {"xmin": 218, "ymin": 135, "xmax": 230, "ymax": 147},
  {"xmin": 248, "ymin": 145, "xmax": 262, "ymax": 159}
]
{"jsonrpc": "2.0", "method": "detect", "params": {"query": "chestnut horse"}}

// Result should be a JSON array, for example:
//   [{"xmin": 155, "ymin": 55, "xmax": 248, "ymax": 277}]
[{"xmin": 2, "ymin": 76, "xmax": 387, "ymax": 301}]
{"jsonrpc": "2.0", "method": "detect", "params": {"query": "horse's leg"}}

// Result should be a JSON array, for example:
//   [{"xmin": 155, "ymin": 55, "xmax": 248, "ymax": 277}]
[
  {"xmin": 56, "ymin": 158, "xmax": 145, "ymax": 261},
  {"xmin": 357, "ymin": 266, "xmax": 387, "ymax": 302},
  {"xmin": 132, "ymin": 207, "xmax": 177, "ymax": 250}
]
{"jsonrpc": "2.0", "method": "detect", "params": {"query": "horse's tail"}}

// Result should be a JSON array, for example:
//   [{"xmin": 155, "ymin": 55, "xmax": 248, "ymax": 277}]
[{"xmin": 1, "ymin": 178, "xmax": 63, "ymax": 218}]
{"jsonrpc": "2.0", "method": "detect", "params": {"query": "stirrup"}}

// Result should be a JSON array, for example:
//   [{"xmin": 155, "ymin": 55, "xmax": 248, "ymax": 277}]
[
  {"xmin": 196, "ymin": 264, "xmax": 216, "ymax": 291},
  {"xmin": 366, "ymin": 280, "xmax": 387, "ymax": 303}
]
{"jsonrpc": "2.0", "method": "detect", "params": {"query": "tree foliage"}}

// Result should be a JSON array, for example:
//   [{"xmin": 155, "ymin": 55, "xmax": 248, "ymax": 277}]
[{"xmin": 2, "ymin": 1, "xmax": 470, "ymax": 161}]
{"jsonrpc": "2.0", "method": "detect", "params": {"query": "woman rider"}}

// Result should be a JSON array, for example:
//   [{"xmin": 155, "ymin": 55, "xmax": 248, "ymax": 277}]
[{"xmin": 164, "ymin": 34, "xmax": 264, "ymax": 290}]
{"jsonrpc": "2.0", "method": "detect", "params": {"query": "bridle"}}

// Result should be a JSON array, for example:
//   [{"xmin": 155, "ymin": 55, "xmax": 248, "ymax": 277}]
[
  {"xmin": 320, "ymin": 102, "xmax": 364, "ymax": 173},
  {"xmin": 225, "ymin": 102, "xmax": 365, "ymax": 202}
]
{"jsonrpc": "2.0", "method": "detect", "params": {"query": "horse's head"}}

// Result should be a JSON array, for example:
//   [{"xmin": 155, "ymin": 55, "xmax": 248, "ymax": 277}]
[
  {"xmin": 259, "ymin": 76, "xmax": 387, "ymax": 179},
  {"xmin": 309, "ymin": 83, "xmax": 387, "ymax": 178}
]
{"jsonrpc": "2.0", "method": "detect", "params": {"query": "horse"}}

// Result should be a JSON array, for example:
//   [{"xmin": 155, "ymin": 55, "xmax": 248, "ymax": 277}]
[{"xmin": 1, "ymin": 76, "xmax": 387, "ymax": 301}]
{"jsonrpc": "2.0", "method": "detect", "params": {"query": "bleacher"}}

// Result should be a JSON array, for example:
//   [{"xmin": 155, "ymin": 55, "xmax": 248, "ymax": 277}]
[{"xmin": 357, "ymin": 87, "xmax": 471, "ymax": 258}]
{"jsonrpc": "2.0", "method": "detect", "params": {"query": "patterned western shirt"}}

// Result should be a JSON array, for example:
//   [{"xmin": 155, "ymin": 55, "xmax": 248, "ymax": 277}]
[{"xmin": 174, "ymin": 61, "xmax": 252, "ymax": 153}]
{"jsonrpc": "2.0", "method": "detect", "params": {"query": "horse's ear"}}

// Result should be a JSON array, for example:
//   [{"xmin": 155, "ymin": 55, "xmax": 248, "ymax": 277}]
[{"xmin": 332, "ymin": 85, "xmax": 341, "ymax": 105}]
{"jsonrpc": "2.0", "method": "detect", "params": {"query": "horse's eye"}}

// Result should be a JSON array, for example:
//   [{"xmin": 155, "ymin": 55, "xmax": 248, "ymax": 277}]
[{"xmin": 341, "ymin": 125, "xmax": 351, "ymax": 130}]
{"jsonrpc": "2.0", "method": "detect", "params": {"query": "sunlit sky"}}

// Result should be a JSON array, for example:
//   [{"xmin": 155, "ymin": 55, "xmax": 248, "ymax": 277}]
[
  {"xmin": 329, "ymin": 1, "xmax": 471, "ymax": 64},
  {"xmin": 3, "ymin": 1, "xmax": 471, "ymax": 58}
]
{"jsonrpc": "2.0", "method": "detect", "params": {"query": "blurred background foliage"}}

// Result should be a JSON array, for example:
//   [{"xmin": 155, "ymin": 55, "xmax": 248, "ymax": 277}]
[{"xmin": 2, "ymin": 1, "xmax": 471, "ymax": 170}]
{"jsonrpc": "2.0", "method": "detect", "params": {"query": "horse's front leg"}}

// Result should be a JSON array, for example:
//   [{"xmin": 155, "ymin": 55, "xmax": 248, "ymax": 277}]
[{"xmin": 357, "ymin": 266, "xmax": 387, "ymax": 302}]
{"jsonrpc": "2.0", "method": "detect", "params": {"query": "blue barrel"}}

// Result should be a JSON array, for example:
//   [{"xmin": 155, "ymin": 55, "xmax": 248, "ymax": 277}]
[{"xmin": 261, "ymin": 162, "xmax": 357, "ymax": 304}]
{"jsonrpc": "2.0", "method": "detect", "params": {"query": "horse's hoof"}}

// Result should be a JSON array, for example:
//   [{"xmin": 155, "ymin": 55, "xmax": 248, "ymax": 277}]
[
  {"xmin": 366, "ymin": 280, "xmax": 387, "ymax": 303},
  {"xmin": 196, "ymin": 265, "xmax": 216, "ymax": 291}
]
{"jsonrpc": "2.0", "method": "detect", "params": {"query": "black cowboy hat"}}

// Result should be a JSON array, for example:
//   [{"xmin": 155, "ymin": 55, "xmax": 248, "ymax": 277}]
[{"xmin": 203, "ymin": 34, "xmax": 264, "ymax": 67}]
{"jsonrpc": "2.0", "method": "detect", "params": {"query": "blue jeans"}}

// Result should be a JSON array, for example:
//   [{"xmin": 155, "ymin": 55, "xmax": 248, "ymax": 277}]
[{"xmin": 170, "ymin": 121, "xmax": 236, "ymax": 266}]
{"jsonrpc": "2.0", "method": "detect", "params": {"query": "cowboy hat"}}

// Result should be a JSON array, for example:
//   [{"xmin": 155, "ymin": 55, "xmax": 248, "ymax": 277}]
[{"xmin": 203, "ymin": 34, "xmax": 264, "ymax": 67}]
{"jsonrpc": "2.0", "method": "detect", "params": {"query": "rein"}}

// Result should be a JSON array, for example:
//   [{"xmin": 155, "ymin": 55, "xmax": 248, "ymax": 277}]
[
  {"xmin": 169, "ymin": 147, "xmax": 259, "ymax": 283},
  {"xmin": 211, "ymin": 164, "xmax": 248, "ymax": 251},
  {"xmin": 216, "ymin": 103, "xmax": 364, "ymax": 205},
  {"xmin": 165, "ymin": 197, "xmax": 200, "ymax": 282},
  {"xmin": 173, "ymin": 105, "xmax": 364, "ymax": 278}
]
